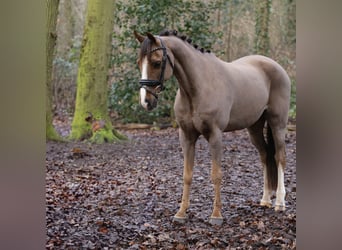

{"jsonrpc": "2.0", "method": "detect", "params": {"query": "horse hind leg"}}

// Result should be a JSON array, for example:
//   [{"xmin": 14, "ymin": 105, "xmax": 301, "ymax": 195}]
[
  {"xmin": 247, "ymin": 115, "xmax": 273, "ymax": 208},
  {"xmin": 266, "ymin": 67, "xmax": 290, "ymax": 211},
  {"xmin": 270, "ymin": 126, "xmax": 287, "ymax": 211},
  {"xmin": 266, "ymin": 107, "xmax": 288, "ymax": 211}
]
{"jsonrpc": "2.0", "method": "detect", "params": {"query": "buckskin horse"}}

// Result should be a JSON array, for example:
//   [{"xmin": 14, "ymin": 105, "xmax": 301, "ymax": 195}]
[{"xmin": 134, "ymin": 30, "xmax": 291, "ymax": 225}]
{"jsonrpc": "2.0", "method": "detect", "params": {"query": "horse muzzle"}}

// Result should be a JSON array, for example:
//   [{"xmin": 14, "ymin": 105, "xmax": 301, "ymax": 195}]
[{"xmin": 140, "ymin": 87, "xmax": 158, "ymax": 111}]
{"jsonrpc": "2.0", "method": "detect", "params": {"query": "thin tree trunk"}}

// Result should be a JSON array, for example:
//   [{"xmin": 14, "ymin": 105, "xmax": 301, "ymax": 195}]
[
  {"xmin": 254, "ymin": 0, "xmax": 272, "ymax": 56},
  {"xmin": 46, "ymin": 0, "xmax": 62, "ymax": 141},
  {"xmin": 56, "ymin": 0, "xmax": 73, "ymax": 57},
  {"xmin": 286, "ymin": 0, "xmax": 296, "ymax": 45},
  {"xmin": 226, "ymin": 0, "xmax": 233, "ymax": 61},
  {"xmin": 70, "ymin": 0, "xmax": 126, "ymax": 143}
]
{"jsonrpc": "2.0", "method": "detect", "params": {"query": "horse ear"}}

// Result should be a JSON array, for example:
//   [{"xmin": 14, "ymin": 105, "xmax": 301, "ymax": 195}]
[
  {"xmin": 134, "ymin": 30, "xmax": 145, "ymax": 43},
  {"xmin": 146, "ymin": 32, "xmax": 157, "ymax": 44}
]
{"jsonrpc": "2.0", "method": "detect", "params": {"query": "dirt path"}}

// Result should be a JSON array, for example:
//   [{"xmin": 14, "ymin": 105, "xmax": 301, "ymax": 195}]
[{"xmin": 46, "ymin": 127, "xmax": 296, "ymax": 249}]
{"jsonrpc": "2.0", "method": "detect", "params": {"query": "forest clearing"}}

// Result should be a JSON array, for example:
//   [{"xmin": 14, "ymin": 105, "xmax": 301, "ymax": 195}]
[{"xmin": 46, "ymin": 0, "xmax": 296, "ymax": 248}]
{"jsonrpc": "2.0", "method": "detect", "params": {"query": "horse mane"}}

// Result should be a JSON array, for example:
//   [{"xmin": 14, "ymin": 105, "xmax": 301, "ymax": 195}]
[
  {"xmin": 138, "ymin": 29, "xmax": 211, "ymax": 63},
  {"xmin": 159, "ymin": 29, "xmax": 211, "ymax": 53}
]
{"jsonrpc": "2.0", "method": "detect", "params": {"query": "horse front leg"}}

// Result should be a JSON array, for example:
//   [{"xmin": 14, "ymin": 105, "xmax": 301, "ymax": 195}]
[
  {"xmin": 173, "ymin": 129, "xmax": 198, "ymax": 223},
  {"xmin": 208, "ymin": 129, "xmax": 224, "ymax": 225}
]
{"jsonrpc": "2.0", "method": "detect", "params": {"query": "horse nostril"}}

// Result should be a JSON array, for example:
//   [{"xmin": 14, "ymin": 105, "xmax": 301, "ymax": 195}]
[
  {"xmin": 146, "ymin": 99, "xmax": 152, "ymax": 109},
  {"xmin": 147, "ymin": 102, "xmax": 153, "ymax": 110}
]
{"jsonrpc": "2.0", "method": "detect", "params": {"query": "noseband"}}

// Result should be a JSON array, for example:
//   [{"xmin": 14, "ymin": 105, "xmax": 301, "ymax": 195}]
[{"xmin": 139, "ymin": 38, "xmax": 174, "ymax": 99}]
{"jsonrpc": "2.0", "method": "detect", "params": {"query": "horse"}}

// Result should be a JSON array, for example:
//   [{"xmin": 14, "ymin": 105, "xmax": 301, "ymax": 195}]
[{"xmin": 134, "ymin": 30, "xmax": 291, "ymax": 225}]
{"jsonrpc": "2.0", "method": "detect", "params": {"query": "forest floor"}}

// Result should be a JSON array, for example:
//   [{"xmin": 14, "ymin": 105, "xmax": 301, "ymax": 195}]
[{"xmin": 46, "ymin": 118, "xmax": 296, "ymax": 249}]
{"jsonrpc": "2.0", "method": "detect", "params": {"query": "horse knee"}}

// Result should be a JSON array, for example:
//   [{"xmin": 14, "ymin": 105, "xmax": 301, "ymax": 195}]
[{"xmin": 183, "ymin": 175, "xmax": 193, "ymax": 186}]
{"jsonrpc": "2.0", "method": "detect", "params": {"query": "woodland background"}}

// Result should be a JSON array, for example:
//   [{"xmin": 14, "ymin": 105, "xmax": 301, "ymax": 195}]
[
  {"xmin": 51, "ymin": 0, "xmax": 295, "ymax": 131},
  {"xmin": 46, "ymin": 1, "xmax": 296, "ymax": 248}
]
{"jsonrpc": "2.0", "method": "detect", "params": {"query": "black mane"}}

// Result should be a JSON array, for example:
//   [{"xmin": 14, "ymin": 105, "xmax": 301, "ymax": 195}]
[{"xmin": 159, "ymin": 29, "xmax": 211, "ymax": 53}]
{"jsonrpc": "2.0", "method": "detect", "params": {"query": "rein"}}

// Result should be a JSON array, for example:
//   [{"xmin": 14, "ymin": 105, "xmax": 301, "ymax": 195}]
[{"xmin": 139, "ymin": 38, "xmax": 174, "ymax": 99}]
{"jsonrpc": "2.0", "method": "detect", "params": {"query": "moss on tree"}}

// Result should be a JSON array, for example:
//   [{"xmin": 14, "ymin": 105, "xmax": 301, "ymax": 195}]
[
  {"xmin": 70, "ymin": 0, "xmax": 126, "ymax": 143},
  {"xmin": 46, "ymin": 0, "xmax": 63, "ymax": 141}
]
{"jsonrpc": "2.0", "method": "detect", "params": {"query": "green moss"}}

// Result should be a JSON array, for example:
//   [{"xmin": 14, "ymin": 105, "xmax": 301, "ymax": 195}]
[
  {"xmin": 70, "ymin": 111, "xmax": 128, "ymax": 143},
  {"xmin": 69, "ymin": 120, "xmax": 92, "ymax": 140},
  {"xmin": 89, "ymin": 128, "xmax": 126, "ymax": 144},
  {"xmin": 46, "ymin": 124, "xmax": 65, "ymax": 141},
  {"xmin": 69, "ymin": 0, "xmax": 121, "ymax": 144}
]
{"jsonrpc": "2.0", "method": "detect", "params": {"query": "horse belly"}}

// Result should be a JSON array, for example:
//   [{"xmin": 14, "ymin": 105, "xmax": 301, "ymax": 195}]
[
  {"xmin": 225, "ymin": 99, "xmax": 267, "ymax": 131},
  {"xmin": 225, "ymin": 112, "xmax": 264, "ymax": 131}
]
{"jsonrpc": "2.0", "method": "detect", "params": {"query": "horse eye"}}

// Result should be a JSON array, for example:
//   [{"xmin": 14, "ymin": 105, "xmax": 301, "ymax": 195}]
[{"xmin": 152, "ymin": 61, "xmax": 161, "ymax": 69}]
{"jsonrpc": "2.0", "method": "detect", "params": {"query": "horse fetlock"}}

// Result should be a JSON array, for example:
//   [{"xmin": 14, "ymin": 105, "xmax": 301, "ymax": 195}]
[
  {"xmin": 214, "ymin": 199, "xmax": 222, "ymax": 209},
  {"xmin": 211, "ymin": 176, "xmax": 222, "ymax": 185},
  {"xmin": 211, "ymin": 204, "xmax": 222, "ymax": 217},
  {"xmin": 175, "ymin": 201, "xmax": 189, "ymax": 218},
  {"xmin": 180, "ymin": 199, "xmax": 190, "ymax": 209},
  {"xmin": 275, "ymin": 192, "xmax": 286, "ymax": 211},
  {"xmin": 260, "ymin": 191, "xmax": 272, "ymax": 207}
]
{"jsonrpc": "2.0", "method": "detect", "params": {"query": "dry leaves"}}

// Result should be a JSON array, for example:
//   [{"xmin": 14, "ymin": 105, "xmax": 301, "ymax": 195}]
[{"xmin": 46, "ymin": 128, "xmax": 296, "ymax": 249}]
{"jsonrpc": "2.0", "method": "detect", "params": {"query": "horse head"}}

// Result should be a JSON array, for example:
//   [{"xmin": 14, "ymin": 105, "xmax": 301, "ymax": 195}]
[{"xmin": 134, "ymin": 31, "xmax": 174, "ymax": 111}]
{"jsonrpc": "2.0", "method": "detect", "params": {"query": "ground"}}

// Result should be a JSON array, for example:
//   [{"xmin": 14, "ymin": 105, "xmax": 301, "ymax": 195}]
[{"xmin": 46, "ymin": 123, "xmax": 296, "ymax": 249}]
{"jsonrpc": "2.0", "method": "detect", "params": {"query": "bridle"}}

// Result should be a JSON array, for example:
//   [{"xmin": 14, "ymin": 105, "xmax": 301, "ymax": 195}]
[{"xmin": 139, "ymin": 38, "xmax": 174, "ymax": 99}]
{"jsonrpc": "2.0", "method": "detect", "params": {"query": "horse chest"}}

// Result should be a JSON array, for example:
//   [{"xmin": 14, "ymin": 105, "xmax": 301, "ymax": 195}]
[
  {"xmin": 175, "ymin": 108, "xmax": 225, "ymax": 138},
  {"xmin": 174, "ymin": 87, "xmax": 230, "ymax": 135}
]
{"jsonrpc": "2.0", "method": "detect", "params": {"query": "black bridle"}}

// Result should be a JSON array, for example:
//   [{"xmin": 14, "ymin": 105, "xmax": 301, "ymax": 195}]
[{"xmin": 139, "ymin": 38, "xmax": 174, "ymax": 99}]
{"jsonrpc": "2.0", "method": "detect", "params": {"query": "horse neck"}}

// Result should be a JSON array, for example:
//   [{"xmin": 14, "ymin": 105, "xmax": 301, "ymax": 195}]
[{"xmin": 165, "ymin": 37, "xmax": 210, "ymax": 98}]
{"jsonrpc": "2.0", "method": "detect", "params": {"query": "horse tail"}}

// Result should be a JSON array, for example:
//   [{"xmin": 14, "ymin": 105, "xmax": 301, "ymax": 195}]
[{"xmin": 266, "ymin": 123, "xmax": 278, "ymax": 191}]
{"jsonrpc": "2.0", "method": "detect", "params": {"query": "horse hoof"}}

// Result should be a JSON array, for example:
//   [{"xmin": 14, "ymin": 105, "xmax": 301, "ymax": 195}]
[
  {"xmin": 260, "ymin": 200, "xmax": 272, "ymax": 208},
  {"xmin": 173, "ymin": 216, "xmax": 186, "ymax": 224},
  {"xmin": 209, "ymin": 217, "xmax": 223, "ymax": 226},
  {"xmin": 275, "ymin": 205, "xmax": 286, "ymax": 212}
]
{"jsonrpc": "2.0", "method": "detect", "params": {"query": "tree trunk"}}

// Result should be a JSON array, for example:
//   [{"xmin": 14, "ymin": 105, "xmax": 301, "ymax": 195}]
[
  {"xmin": 225, "ymin": 0, "xmax": 233, "ymax": 62},
  {"xmin": 70, "ymin": 0, "xmax": 126, "ymax": 143},
  {"xmin": 46, "ymin": 0, "xmax": 62, "ymax": 141},
  {"xmin": 254, "ymin": 0, "xmax": 272, "ymax": 56},
  {"xmin": 56, "ymin": 0, "xmax": 74, "ymax": 58},
  {"xmin": 286, "ymin": 0, "xmax": 296, "ymax": 45}
]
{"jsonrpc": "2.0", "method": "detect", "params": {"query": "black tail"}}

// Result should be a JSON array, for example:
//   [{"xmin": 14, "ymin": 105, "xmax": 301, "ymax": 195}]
[{"xmin": 266, "ymin": 123, "xmax": 278, "ymax": 191}]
